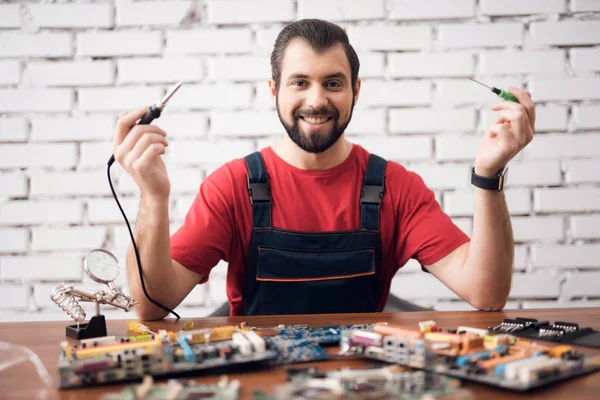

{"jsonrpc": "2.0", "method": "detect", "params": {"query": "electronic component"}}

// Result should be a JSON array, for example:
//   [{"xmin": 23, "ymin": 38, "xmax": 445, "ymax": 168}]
[
  {"xmin": 489, "ymin": 317, "xmax": 600, "ymax": 348},
  {"xmin": 342, "ymin": 321, "xmax": 600, "ymax": 392}
]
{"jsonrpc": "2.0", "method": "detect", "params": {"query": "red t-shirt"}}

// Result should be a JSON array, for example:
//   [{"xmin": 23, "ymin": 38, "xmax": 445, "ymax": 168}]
[{"xmin": 170, "ymin": 144, "xmax": 470, "ymax": 316}]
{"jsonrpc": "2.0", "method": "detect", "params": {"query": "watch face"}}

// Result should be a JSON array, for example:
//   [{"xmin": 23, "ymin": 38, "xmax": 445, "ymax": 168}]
[{"xmin": 84, "ymin": 249, "xmax": 120, "ymax": 284}]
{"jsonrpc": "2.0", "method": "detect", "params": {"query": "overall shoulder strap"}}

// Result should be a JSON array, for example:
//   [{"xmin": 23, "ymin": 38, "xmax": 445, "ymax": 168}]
[
  {"xmin": 244, "ymin": 151, "xmax": 271, "ymax": 228},
  {"xmin": 360, "ymin": 154, "xmax": 387, "ymax": 230}
]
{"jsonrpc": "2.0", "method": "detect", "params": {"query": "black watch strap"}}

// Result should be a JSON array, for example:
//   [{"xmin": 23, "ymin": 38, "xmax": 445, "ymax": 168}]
[{"xmin": 471, "ymin": 167, "xmax": 507, "ymax": 191}]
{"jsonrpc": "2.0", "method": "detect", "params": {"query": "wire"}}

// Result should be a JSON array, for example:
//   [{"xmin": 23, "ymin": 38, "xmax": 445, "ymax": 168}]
[{"xmin": 107, "ymin": 165, "xmax": 180, "ymax": 319}]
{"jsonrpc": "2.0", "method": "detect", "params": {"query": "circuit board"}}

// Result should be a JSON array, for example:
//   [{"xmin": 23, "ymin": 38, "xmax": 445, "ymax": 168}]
[
  {"xmin": 341, "ymin": 321, "xmax": 600, "ymax": 392},
  {"xmin": 251, "ymin": 365, "xmax": 468, "ymax": 400},
  {"xmin": 58, "ymin": 323, "xmax": 372, "ymax": 389},
  {"xmin": 489, "ymin": 317, "xmax": 600, "ymax": 348},
  {"xmin": 101, "ymin": 376, "xmax": 239, "ymax": 400}
]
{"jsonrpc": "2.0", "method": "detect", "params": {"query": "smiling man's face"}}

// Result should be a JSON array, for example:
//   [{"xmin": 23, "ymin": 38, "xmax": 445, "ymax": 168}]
[{"xmin": 270, "ymin": 39, "xmax": 360, "ymax": 154}]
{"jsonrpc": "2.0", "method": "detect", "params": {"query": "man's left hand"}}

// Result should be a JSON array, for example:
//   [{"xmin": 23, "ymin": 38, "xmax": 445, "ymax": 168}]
[{"xmin": 474, "ymin": 86, "xmax": 536, "ymax": 177}]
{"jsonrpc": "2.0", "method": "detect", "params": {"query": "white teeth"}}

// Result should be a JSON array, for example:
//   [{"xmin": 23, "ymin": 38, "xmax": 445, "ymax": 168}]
[{"xmin": 304, "ymin": 117, "xmax": 329, "ymax": 124}]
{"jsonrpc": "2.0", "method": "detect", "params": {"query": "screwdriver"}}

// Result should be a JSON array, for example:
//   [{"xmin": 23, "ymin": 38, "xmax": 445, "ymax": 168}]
[
  {"xmin": 469, "ymin": 78, "xmax": 520, "ymax": 104},
  {"xmin": 107, "ymin": 81, "xmax": 183, "ymax": 167}
]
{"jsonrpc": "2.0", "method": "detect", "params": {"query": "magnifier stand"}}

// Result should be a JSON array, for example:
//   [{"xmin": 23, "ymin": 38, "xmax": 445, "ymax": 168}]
[{"xmin": 66, "ymin": 303, "xmax": 107, "ymax": 340}]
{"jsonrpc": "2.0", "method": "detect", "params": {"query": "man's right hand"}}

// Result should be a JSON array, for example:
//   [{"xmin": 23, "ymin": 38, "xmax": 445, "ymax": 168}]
[{"xmin": 112, "ymin": 106, "xmax": 171, "ymax": 200}]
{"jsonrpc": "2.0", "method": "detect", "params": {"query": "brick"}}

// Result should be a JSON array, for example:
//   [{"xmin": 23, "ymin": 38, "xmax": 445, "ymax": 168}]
[
  {"xmin": 351, "ymin": 137, "xmax": 432, "ymax": 161},
  {"xmin": 80, "ymin": 142, "xmax": 113, "ymax": 167},
  {"xmin": 208, "ymin": 56, "xmax": 270, "ymax": 81},
  {"xmin": 435, "ymin": 135, "xmax": 479, "ymax": 161},
  {"xmin": 298, "ymin": 0, "xmax": 384, "ymax": 21},
  {"xmin": 210, "ymin": 0, "xmax": 294, "ymax": 24},
  {"xmin": 0, "ymin": 254, "xmax": 83, "ymax": 282},
  {"xmin": 531, "ymin": 21, "xmax": 600, "ymax": 46},
  {"xmin": 0, "ymin": 228, "xmax": 28, "ymax": 252},
  {"xmin": 31, "ymin": 115, "xmax": 114, "ymax": 142},
  {"xmin": 523, "ymin": 300, "xmax": 600, "ymax": 309},
  {"xmin": 77, "ymin": 32, "xmax": 162, "ymax": 57},
  {"xmin": 389, "ymin": 0, "xmax": 474, "ymax": 19},
  {"xmin": 180, "ymin": 284, "xmax": 208, "ymax": 306},
  {"xmin": 348, "ymin": 26, "xmax": 431, "ymax": 51},
  {"xmin": 535, "ymin": 188, "xmax": 600, "ymax": 212},
  {"xmin": 480, "ymin": 50, "xmax": 565, "ymax": 75},
  {"xmin": 0, "ymin": 143, "xmax": 77, "ymax": 168},
  {"xmin": 78, "ymin": 86, "xmax": 163, "ymax": 112},
  {"xmin": 358, "ymin": 53, "xmax": 384, "ymax": 78},
  {"xmin": 166, "ymin": 83, "xmax": 253, "ymax": 110},
  {"xmin": 511, "ymin": 216, "xmax": 564, "ymax": 242},
  {"xmin": 32, "ymin": 227, "xmax": 106, "ymax": 251},
  {"xmin": 509, "ymin": 274, "xmax": 560, "ymax": 298},
  {"xmin": 481, "ymin": 0, "xmax": 565, "ymax": 15},
  {"xmin": 153, "ymin": 113, "xmax": 208, "ymax": 140},
  {"xmin": 390, "ymin": 273, "xmax": 461, "ymax": 300},
  {"xmin": 0, "ymin": 200, "xmax": 83, "ymax": 226},
  {"xmin": 118, "ymin": 58, "xmax": 203, "ymax": 84},
  {"xmin": 570, "ymin": 48, "xmax": 600, "ymax": 72},
  {"xmin": 28, "ymin": 4, "xmax": 113, "ymax": 28},
  {"xmin": 439, "ymin": 23, "xmax": 523, "ymax": 49},
  {"xmin": 530, "ymin": 78, "xmax": 600, "ymax": 101},
  {"xmin": 514, "ymin": 245, "xmax": 527, "ymax": 270},
  {"xmin": 0, "ymin": 172, "xmax": 27, "ymax": 197},
  {"xmin": 407, "ymin": 163, "xmax": 471, "ymax": 190},
  {"xmin": 174, "ymin": 196, "xmax": 195, "ymax": 220},
  {"xmin": 87, "ymin": 198, "xmax": 140, "ymax": 224},
  {"xmin": 30, "ymin": 171, "xmax": 108, "ymax": 196},
  {"xmin": 389, "ymin": 52, "xmax": 473, "ymax": 78},
  {"xmin": 0, "ymin": 286, "xmax": 29, "ymax": 309},
  {"xmin": 0, "ymin": 60, "xmax": 20, "ymax": 85},
  {"xmin": 255, "ymin": 26, "xmax": 282, "ymax": 55},
  {"xmin": 166, "ymin": 29, "xmax": 252, "ymax": 55},
  {"xmin": 169, "ymin": 140, "xmax": 255, "ymax": 165},
  {"xmin": 254, "ymin": 83, "xmax": 276, "ymax": 110},
  {"xmin": 564, "ymin": 273, "xmax": 600, "ymax": 298},
  {"xmin": 211, "ymin": 111, "xmax": 281, "ymax": 136},
  {"xmin": 358, "ymin": 80, "xmax": 430, "ymax": 107},
  {"xmin": 0, "ymin": 117, "xmax": 27, "ymax": 142},
  {"xmin": 451, "ymin": 218, "xmax": 472, "ymax": 236},
  {"xmin": 572, "ymin": 0, "xmax": 600, "ymax": 11},
  {"xmin": 345, "ymin": 109, "xmax": 386, "ymax": 135},
  {"xmin": 0, "ymin": 33, "xmax": 72, "ymax": 57},
  {"xmin": 571, "ymin": 215, "xmax": 600, "ymax": 239},
  {"xmin": 435, "ymin": 300, "xmax": 520, "ymax": 311},
  {"xmin": 436, "ymin": 78, "xmax": 523, "ymax": 105},
  {"xmin": 573, "ymin": 105, "xmax": 600, "ymax": 130},
  {"xmin": 564, "ymin": 159, "xmax": 600, "ymax": 184},
  {"xmin": 118, "ymin": 166, "xmax": 201, "ymax": 195},
  {"xmin": 0, "ymin": 4, "xmax": 20, "ymax": 28},
  {"xmin": 390, "ymin": 108, "xmax": 475, "ymax": 134},
  {"xmin": 23, "ymin": 61, "xmax": 114, "ymax": 87},
  {"xmin": 0, "ymin": 89, "xmax": 73, "ymax": 113},
  {"xmin": 443, "ymin": 188, "xmax": 531, "ymax": 217},
  {"xmin": 524, "ymin": 133, "xmax": 600, "ymax": 159},
  {"xmin": 532, "ymin": 245, "xmax": 600, "ymax": 269},
  {"xmin": 507, "ymin": 160, "xmax": 562, "ymax": 186},
  {"xmin": 117, "ymin": 1, "xmax": 193, "ymax": 26}
]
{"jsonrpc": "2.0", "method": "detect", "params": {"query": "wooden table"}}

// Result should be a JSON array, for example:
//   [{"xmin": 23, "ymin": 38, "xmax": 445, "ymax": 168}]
[{"xmin": 1, "ymin": 308, "xmax": 600, "ymax": 399}]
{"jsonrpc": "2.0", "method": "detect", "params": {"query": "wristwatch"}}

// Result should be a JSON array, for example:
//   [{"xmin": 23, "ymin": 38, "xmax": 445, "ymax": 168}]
[{"xmin": 471, "ymin": 166, "xmax": 508, "ymax": 191}]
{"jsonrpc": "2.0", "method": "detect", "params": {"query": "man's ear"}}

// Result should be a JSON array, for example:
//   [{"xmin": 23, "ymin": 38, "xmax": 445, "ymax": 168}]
[
  {"xmin": 353, "ymin": 77, "xmax": 361, "ymax": 105},
  {"xmin": 268, "ymin": 79, "xmax": 277, "ymax": 98}
]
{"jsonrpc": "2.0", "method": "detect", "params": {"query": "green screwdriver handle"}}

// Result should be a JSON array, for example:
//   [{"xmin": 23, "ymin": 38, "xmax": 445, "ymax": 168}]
[{"xmin": 495, "ymin": 88, "xmax": 520, "ymax": 103}]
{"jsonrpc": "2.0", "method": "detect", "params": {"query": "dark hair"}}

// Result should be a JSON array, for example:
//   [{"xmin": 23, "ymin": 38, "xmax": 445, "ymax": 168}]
[{"xmin": 270, "ymin": 19, "xmax": 360, "ymax": 94}]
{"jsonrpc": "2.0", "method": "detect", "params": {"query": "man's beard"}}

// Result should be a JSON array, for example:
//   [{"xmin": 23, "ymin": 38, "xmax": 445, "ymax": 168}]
[{"xmin": 276, "ymin": 96, "xmax": 354, "ymax": 154}]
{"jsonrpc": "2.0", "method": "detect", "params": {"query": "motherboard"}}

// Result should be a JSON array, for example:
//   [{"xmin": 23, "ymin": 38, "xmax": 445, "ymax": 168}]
[{"xmin": 340, "ymin": 320, "xmax": 600, "ymax": 392}]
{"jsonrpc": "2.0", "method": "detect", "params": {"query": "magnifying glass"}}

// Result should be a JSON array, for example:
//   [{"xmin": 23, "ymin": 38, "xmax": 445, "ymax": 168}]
[{"xmin": 84, "ymin": 249, "xmax": 121, "ymax": 288}]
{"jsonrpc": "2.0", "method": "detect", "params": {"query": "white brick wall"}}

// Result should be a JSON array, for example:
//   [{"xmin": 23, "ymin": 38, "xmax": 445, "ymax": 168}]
[{"xmin": 1, "ymin": 0, "xmax": 600, "ymax": 321}]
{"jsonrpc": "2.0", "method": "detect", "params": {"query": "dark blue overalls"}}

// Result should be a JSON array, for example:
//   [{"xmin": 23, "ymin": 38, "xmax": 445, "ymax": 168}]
[{"xmin": 242, "ymin": 151, "xmax": 387, "ymax": 316}]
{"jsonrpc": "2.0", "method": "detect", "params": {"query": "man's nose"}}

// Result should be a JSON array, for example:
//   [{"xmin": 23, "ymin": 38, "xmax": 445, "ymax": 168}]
[{"xmin": 305, "ymin": 86, "xmax": 328, "ymax": 110}]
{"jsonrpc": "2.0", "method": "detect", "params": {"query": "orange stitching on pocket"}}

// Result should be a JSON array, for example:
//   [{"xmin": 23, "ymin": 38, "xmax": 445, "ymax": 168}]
[{"xmin": 256, "ymin": 271, "xmax": 375, "ymax": 282}]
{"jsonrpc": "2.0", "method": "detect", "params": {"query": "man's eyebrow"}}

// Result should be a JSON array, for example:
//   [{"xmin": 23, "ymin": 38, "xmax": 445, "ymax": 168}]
[{"xmin": 287, "ymin": 72, "xmax": 348, "ymax": 80}]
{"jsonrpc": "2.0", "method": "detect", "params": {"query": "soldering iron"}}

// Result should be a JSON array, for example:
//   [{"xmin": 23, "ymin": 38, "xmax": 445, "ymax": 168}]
[
  {"xmin": 469, "ymin": 77, "xmax": 520, "ymax": 104},
  {"xmin": 107, "ymin": 81, "xmax": 183, "ymax": 319}
]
